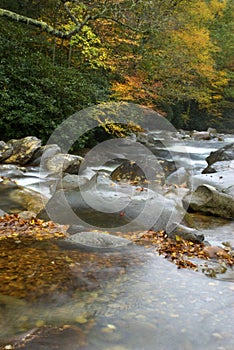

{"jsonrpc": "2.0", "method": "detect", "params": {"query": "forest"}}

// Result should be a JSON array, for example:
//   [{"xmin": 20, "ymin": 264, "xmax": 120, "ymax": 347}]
[{"xmin": 0, "ymin": 0, "xmax": 233, "ymax": 146}]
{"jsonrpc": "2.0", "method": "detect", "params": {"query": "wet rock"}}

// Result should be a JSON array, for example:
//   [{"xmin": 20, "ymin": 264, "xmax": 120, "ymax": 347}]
[
  {"xmin": 44, "ymin": 153, "xmax": 83, "ymax": 174},
  {"xmin": 54, "ymin": 174, "xmax": 85, "ymax": 192},
  {"xmin": 3, "ymin": 136, "xmax": 41, "ymax": 165},
  {"xmin": 167, "ymin": 224, "xmax": 204, "ymax": 243},
  {"xmin": 192, "ymin": 131, "xmax": 211, "ymax": 140},
  {"xmin": 0, "ymin": 141, "xmax": 13, "ymax": 161},
  {"xmin": 111, "ymin": 158, "xmax": 176, "ymax": 186},
  {"xmin": 183, "ymin": 184, "xmax": 234, "ymax": 219},
  {"xmin": 38, "ymin": 172, "xmax": 185, "ymax": 232},
  {"xmin": 0, "ymin": 164, "xmax": 26, "ymax": 178},
  {"xmin": 57, "ymin": 231, "xmax": 132, "ymax": 251},
  {"xmin": 197, "ymin": 260, "xmax": 228, "ymax": 278},
  {"xmin": 32, "ymin": 144, "xmax": 61, "ymax": 166},
  {"xmin": 202, "ymin": 160, "xmax": 234, "ymax": 174},
  {"xmin": 190, "ymin": 170, "xmax": 234, "ymax": 195},
  {"xmin": 0, "ymin": 179, "xmax": 47, "ymax": 214},
  {"xmin": 203, "ymin": 246, "xmax": 228, "ymax": 259},
  {"xmin": 9, "ymin": 186, "xmax": 48, "ymax": 214},
  {"xmin": 111, "ymin": 160, "xmax": 146, "ymax": 183},
  {"xmin": 203, "ymin": 142, "xmax": 234, "ymax": 173}
]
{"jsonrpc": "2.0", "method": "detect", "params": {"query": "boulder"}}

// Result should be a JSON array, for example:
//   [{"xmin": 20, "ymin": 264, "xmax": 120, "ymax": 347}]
[
  {"xmin": 38, "ymin": 172, "xmax": 186, "ymax": 233},
  {"xmin": 203, "ymin": 246, "xmax": 228, "ymax": 259},
  {"xmin": 183, "ymin": 184, "xmax": 234, "ymax": 219},
  {"xmin": 32, "ymin": 144, "xmax": 61, "ymax": 166},
  {"xmin": 191, "ymin": 170, "xmax": 234, "ymax": 196},
  {"xmin": 110, "ymin": 158, "xmax": 176, "ymax": 186},
  {"xmin": 203, "ymin": 142, "xmax": 234, "ymax": 173},
  {"xmin": 3, "ymin": 136, "xmax": 41, "ymax": 165},
  {"xmin": 44, "ymin": 153, "xmax": 83, "ymax": 174},
  {"xmin": 111, "ymin": 160, "xmax": 147, "ymax": 183},
  {"xmin": 192, "ymin": 131, "xmax": 211, "ymax": 140},
  {"xmin": 191, "ymin": 128, "xmax": 219, "ymax": 141},
  {"xmin": 202, "ymin": 160, "xmax": 234, "ymax": 174}
]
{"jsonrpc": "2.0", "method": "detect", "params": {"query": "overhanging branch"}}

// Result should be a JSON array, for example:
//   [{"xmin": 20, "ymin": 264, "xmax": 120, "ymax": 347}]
[
  {"xmin": 0, "ymin": 7, "xmax": 139, "ymax": 39},
  {"xmin": 0, "ymin": 8, "xmax": 92, "ymax": 39}
]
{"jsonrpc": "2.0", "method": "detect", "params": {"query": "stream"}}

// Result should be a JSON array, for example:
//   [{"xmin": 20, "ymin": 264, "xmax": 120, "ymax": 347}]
[{"xmin": 0, "ymin": 133, "xmax": 234, "ymax": 349}]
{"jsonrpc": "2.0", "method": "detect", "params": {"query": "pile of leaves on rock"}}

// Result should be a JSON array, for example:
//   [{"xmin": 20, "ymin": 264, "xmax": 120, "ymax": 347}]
[{"xmin": 123, "ymin": 229, "xmax": 234, "ymax": 274}]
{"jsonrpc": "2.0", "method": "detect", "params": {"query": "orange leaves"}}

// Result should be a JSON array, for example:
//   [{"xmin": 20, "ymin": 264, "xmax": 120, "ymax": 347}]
[
  {"xmin": 122, "ymin": 229, "xmax": 234, "ymax": 271},
  {"xmin": 0, "ymin": 214, "xmax": 68, "ymax": 242},
  {"xmin": 111, "ymin": 73, "xmax": 159, "ymax": 108}
]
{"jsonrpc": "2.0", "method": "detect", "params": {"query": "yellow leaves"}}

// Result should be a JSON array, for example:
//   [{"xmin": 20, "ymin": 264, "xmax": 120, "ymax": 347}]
[{"xmin": 189, "ymin": 0, "xmax": 226, "ymax": 24}]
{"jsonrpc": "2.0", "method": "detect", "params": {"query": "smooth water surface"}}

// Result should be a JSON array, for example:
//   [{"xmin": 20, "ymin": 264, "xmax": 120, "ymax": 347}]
[{"xmin": 0, "ymin": 244, "xmax": 233, "ymax": 350}]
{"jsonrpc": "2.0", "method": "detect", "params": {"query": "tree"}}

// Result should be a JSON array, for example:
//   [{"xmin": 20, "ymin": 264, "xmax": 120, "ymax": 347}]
[
  {"xmin": 111, "ymin": 1, "xmax": 229, "ymax": 119},
  {"xmin": 0, "ymin": 0, "xmax": 232, "ymax": 133}
]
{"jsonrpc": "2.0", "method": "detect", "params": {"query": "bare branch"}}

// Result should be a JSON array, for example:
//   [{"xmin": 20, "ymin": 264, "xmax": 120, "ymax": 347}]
[{"xmin": 0, "ymin": 8, "xmax": 91, "ymax": 39}]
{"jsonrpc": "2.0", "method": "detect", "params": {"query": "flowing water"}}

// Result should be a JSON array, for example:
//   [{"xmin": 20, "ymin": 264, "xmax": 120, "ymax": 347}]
[{"xmin": 0, "ymin": 134, "xmax": 234, "ymax": 349}]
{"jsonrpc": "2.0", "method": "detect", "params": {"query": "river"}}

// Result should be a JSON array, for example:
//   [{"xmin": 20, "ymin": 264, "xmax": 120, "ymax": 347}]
[{"xmin": 0, "ymin": 133, "xmax": 234, "ymax": 349}]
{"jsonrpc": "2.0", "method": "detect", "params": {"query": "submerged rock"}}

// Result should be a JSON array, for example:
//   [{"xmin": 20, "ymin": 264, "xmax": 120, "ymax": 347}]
[
  {"xmin": 0, "ymin": 179, "xmax": 47, "ymax": 214},
  {"xmin": 57, "ymin": 231, "xmax": 132, "ymax": 251}
]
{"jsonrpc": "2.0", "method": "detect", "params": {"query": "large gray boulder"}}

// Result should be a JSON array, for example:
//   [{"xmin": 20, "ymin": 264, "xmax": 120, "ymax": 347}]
[
  {"xmin": 38, "ymin": 172, "xmax": 186, "ymax": 233},
  {"xmin": 183, "ymin": 184, "xmax": 234, "ymax": 219}
]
